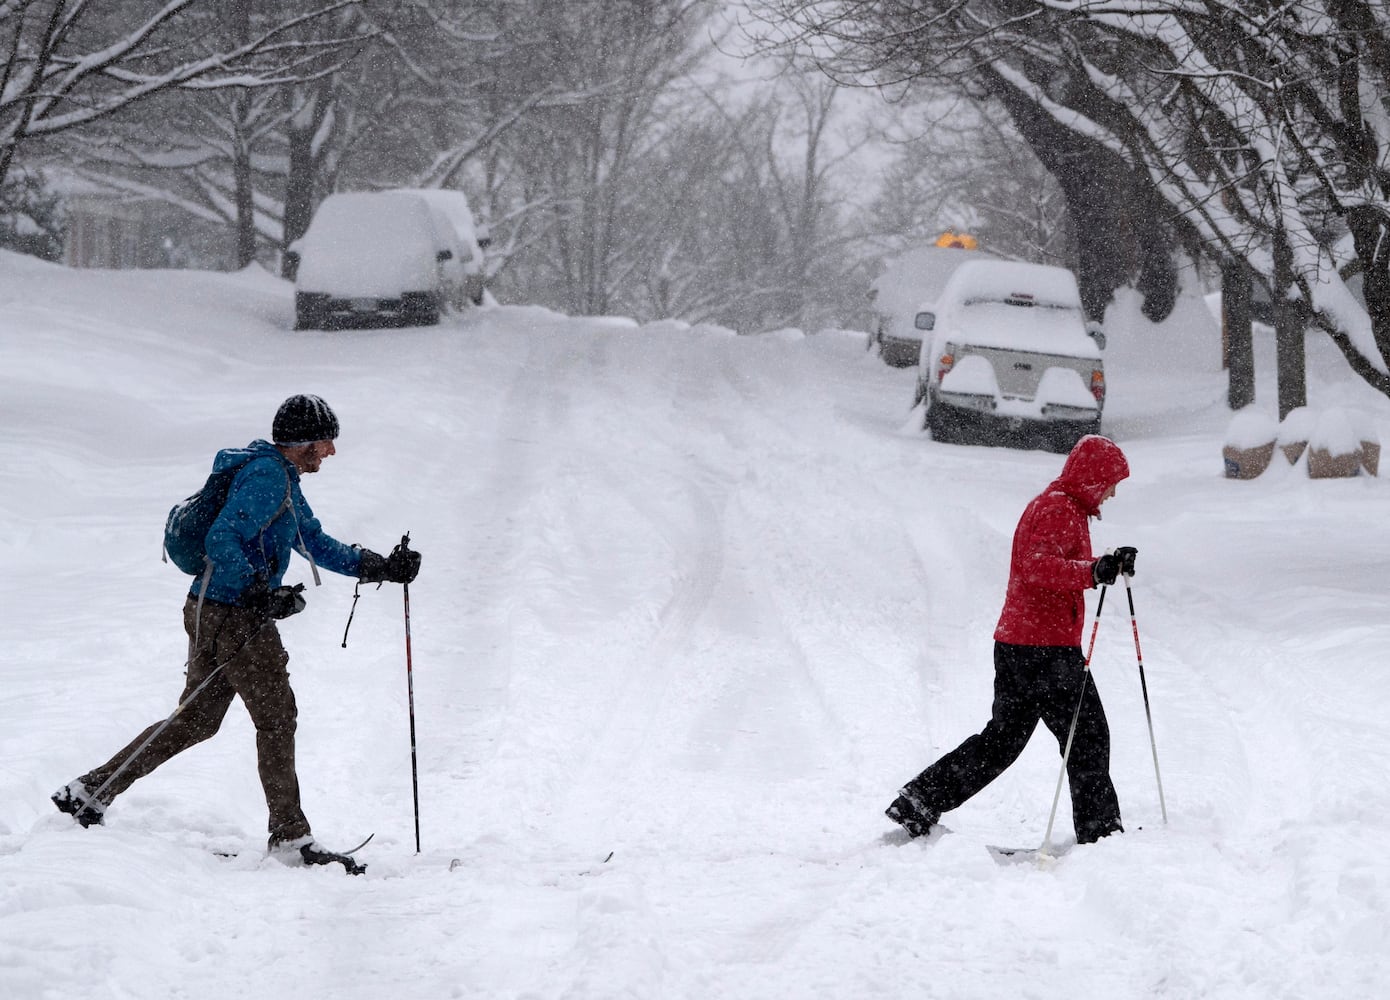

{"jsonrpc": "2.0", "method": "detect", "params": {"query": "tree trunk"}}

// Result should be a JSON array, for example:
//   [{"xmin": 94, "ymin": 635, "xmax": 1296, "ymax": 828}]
[
  {"xmin": 983, "ymin": 69, "xmax": 1177, "ymax": 324},
  {"xmin": 1273, "ymin": 230, "xmax": 1306, "ymax": 419},
  {"xmin": 229, "ymin": 2, "xmax": 256, "ymax": 270},
  {"xmin": 1222, "ymin": 258, "xmax": 1256, "ymax": 410},
  {"xmin": 281, "ymin": 128, "xmax": 313, "ymax": 280},
  {"xmin": 233, "ymin": 121, "xmax": 257, "ymax": 269}
]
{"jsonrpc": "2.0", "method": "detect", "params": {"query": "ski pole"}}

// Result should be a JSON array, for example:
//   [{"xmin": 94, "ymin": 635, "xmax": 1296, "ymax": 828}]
[
  {"xmin": 83, "ymin": 614, "xmax": 269, "ymax": 812},
  {"xmin": 1123, "ymin": 572, "xmax": 1168, "ymax": 824},
  {"xmin": 1041, "ymin": 584, "xmax": 1107, "ymax": 855},
  {"xmin": 341, "ymin": 580, "xmax": 363, "ymax": 647},
  {"xmin": 401, "ymin": 535, "xmax": 421, "ymax": 854},
  {"xmin": 81, "ymin": 609, "xmax": 280, "ymax": 813},
  {"xmin": 82, "ymin": 662, "xmax": 232, "ymax": 812}
]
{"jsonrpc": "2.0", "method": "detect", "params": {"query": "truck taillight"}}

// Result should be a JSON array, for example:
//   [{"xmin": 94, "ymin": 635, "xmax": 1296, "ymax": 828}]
[
  {"xmin": 1090, "ymin": 369, "xmax": 1106, "ymax": 403},
  {"xmin": 936, "ymin": 352, "xmax": 955, "ymax": 383}
]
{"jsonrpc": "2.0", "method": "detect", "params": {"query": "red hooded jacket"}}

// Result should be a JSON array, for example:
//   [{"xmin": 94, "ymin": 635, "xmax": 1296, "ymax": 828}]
[{"xmin": 993, "ymin": 435, "xmax": 1130, "ymax": 647}]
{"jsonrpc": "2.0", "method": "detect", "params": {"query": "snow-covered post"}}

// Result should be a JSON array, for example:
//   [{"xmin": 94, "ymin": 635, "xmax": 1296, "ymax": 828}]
[
  {"xmin": 1222, "ymin": 407, "xmax": 1278, "ymax": 480},
  {"xmin": 1307, "ymin": 410, "xmax": 1362, "ymax": 479}
]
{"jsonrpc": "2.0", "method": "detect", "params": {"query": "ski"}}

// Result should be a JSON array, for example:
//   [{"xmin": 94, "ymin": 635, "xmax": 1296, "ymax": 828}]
[
  {"xmin": 987, "ymin": 843, "xmax": 1068, "ymax": 865},
  {"xmin": 339, "ymin": 833, "xmax": 376, "ymax": 856},
  {"xmin": 579, "ymin": 851, "xmax": 615, "ymax": 875},
  {"xmin": 216, "ymin": 833, "xmax": 373, "ymax": 875},
  {"xmin": 880, "ymin": 822, "xmax": 950, "ymax": 848},
  {"xmin": 448, "ymin": 850, "xmax": 613, "ymax": 875}
]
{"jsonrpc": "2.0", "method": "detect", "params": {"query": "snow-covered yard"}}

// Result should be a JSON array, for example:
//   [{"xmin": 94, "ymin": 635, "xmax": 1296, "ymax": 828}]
[{"xmin": 2, "ymin": 250, "xmax": 1387, "ymax": 997}]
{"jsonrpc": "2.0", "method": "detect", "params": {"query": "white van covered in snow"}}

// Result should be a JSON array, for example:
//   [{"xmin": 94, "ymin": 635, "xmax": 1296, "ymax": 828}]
[
  {"xmin": 914, "ymin": 259, "xmax": 1106, "ymax": 452},
  {"xmin": 867, "ymin": 244, "xmax": 976, "ymax": 367},
  {"xmin": 388, "ymin": 188, "xmax": 489, "ymax": 307},
  {"xmin": 289, "ymin": 191, "xmax": 467, "ymax": 330}
]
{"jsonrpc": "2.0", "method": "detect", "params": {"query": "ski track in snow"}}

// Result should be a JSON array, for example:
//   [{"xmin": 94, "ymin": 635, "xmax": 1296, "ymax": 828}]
[{"xmin": 3, "ymin": 258, "xmax": 1390, "ymax": 997}]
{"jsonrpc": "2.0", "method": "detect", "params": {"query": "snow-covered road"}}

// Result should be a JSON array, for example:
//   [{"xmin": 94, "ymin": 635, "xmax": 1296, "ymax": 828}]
[{"xmin": 2, "ymin": 251, "xmax": 1387, "ymax": 997}]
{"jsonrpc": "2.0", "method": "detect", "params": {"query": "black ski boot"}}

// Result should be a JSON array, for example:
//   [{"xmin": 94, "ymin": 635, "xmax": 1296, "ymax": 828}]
[
  {"xmin": 299, "ymin": 842, "xmax": 367, "ymax": 876},
  {"xmin": 51, "ymin": 780, "xmax": 106, "ymax": 828},
  {"xmin": 269, "ymin": 834, "xmax": 368, "ymax": 875},
  {"xmin": 885, "ymin": 790, "xmax": 939, "ymax": 839}
]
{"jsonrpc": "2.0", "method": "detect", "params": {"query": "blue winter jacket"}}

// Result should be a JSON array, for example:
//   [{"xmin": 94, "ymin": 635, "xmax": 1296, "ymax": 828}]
[{"xmin": 196, "ymin": 439, "xmax": 362, "ymax": 605}]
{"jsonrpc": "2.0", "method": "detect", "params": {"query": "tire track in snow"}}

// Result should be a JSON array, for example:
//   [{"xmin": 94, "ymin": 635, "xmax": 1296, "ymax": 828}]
[
  {"xmin": 547, "ymin": 451, "xmax": 733, "ymax": 832},
  {"xmin": 529, "ymin": 339, "xmax": 788, "ymax": 844},
  {"xmin": 427, "ymin": 326, "xmax": 574, "ymax": 788}
]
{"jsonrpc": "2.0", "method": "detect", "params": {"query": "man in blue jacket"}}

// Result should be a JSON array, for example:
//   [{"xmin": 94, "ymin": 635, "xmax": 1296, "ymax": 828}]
[{"xmin": 51, "ymin": 395, "xmax": 419, "ymax": 870}]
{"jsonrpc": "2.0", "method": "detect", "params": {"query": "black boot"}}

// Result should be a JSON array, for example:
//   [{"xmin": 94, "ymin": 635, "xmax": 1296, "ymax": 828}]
[
  {"xmin": 51, "ymin": 780, "xmax": 106, "ymax": 828},
  {"xmin": 885, "ymin": 790, "xmax": 939, "ymax": 838},
  {"xmin": 269, "ymin": 834, "xmax": 367, "ymax": 875},
  {"xmin": 299, "ymin": 842, "xmax": 367, "ymax": 875}
]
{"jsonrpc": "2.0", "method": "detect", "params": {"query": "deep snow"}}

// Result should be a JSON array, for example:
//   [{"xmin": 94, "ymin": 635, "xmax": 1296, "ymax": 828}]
[{"xmin": 2, "ymin": 250, "xmax": 1389, "ymax": 998}]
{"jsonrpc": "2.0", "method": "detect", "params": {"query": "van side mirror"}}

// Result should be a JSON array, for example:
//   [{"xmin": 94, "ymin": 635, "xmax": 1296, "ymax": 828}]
[
  {"xmin": 914, "ymin": 311, "xmax": 936, "ymax": 331},
  {"xmin": 436, "ymin": 249, "xmax": 454, "ymax": 262},
  {"xmin": 1086, "ymin": 321, "xmax": 1106, "ymax": 350}
]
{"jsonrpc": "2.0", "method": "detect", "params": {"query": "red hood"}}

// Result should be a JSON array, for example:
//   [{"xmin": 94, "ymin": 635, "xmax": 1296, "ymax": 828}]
[{"xmin": 1053, "ymin": 435, "xmax": 1129, "ymax": 516}]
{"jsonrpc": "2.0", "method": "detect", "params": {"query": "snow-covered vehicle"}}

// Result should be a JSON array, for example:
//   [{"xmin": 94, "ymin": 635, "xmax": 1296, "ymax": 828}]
[
  {"xmin": 867, "ymin": 244, "xmax": 976, "ymax": 367},
  {"xmin": 387, "ymin": 188, "xmax": 489, "ymax": 308},
  {"xmin": 288, "ymin": 191, "xmax": 468, "ymax": 330},
  {"xmin": 913, "ymin": 259, "xmax": 1106, "ymax": 452}
]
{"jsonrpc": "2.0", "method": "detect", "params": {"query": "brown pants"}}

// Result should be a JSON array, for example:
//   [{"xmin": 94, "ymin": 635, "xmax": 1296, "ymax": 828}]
[{"xmin": 80, "ymin": 596, "xmax": 311, "ymax": 843}]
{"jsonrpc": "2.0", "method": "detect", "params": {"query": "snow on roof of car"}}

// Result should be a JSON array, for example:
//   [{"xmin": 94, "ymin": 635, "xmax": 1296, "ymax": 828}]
[
  {"xmin": 389, "ymin": 188, "xmax": 481, "ymax": 252},
  {"xmin": 938, "ymin": 299, "xmax": 1099, "ymax": 357},
  {"xmin": 934, "ymin": 258, "xmax": 1098, "ymax": 357},
  {"xmin": 295, "ymin": 191, "xmax": 444, "ymax": 296},
  {"xmin": 870, "ymin": 245, "xmax": 978, "ymax": 315},
  {"xmin": 944, "ymin": 258, "xmax": 1082, "ymax": 309}
]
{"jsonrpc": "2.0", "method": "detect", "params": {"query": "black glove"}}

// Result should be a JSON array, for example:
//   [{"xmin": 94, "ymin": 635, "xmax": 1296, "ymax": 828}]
[
  {"xmin": 242, "ymin": 574, "xmax": 271, "ymax": 618},
  {"xmin": 241, "ymin": 576, "xmax": 306, "ymax": 619},
  {"xmin": 1092, "ymin": 554, "xmax": 1120, "ymax": 587},
  {"xmin": 357, "ymin": 549, "xmax": 388, "ymax": 584},
  {"xmin": 267, "ymin": 583, "xmax": 306, "ymax": 619},
  {"xmin": 358, "ymin": 543, "xmax": 421, "ymax": 584},
  {"xmin": 1092, "ymin": 547, "xmax": 1138, "ymax": 587},
  {"xmin": 386, "ymin": 538, "xmax": 422, "ymax": 583}
]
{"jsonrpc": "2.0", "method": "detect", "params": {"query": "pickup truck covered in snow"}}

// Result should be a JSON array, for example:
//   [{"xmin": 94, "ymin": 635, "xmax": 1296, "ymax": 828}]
[{"xmin": 913, "ymin": 259, "xmax": 1106, "ymax": 452}]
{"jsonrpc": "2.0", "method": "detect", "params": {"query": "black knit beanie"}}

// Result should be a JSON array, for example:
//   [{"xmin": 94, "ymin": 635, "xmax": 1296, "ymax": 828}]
[{"xmin": 273, "ymin": 394, "xmax": 340, "ymax": 445}]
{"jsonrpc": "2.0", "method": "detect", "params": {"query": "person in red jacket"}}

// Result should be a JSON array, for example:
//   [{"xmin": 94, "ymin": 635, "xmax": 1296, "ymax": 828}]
[{"xmin": 887, "ymin": 434, "xmax": 1136, "ymax": 845}]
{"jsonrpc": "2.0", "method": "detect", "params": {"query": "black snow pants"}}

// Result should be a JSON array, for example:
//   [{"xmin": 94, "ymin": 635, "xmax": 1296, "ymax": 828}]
[{"xmin": 902, "ymin": 641, "xmax": 1123, "ymax": 844}]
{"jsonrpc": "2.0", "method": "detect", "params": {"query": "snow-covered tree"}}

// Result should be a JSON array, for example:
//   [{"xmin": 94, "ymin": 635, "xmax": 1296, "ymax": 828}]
[
  {"xmin": 482, "ymin": 0, "xmax": 720, "ymax": 316},
  {"xmin": 755, "ymin": 0, "xmax": 1390, "ymax": 412},
  {"xmin": 0, "ymin": 0, "xmax": 363, "ymax": 194},
  {"xmin": 616, "ymin": 71, "xmax": 868, "ymax": 331}
]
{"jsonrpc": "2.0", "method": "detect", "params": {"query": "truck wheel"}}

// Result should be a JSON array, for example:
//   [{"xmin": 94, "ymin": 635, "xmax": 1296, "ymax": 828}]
[
  {"xmin": 294, "ymin": 293, "xmax": 329, "ymax": 331},
  {"xmin": 401, "ymin": 292, "xmax": 441, "ymax": 327},
  {"xmin": 926, "ymin": 405, "xmax": 952, "ymax": 443}
]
